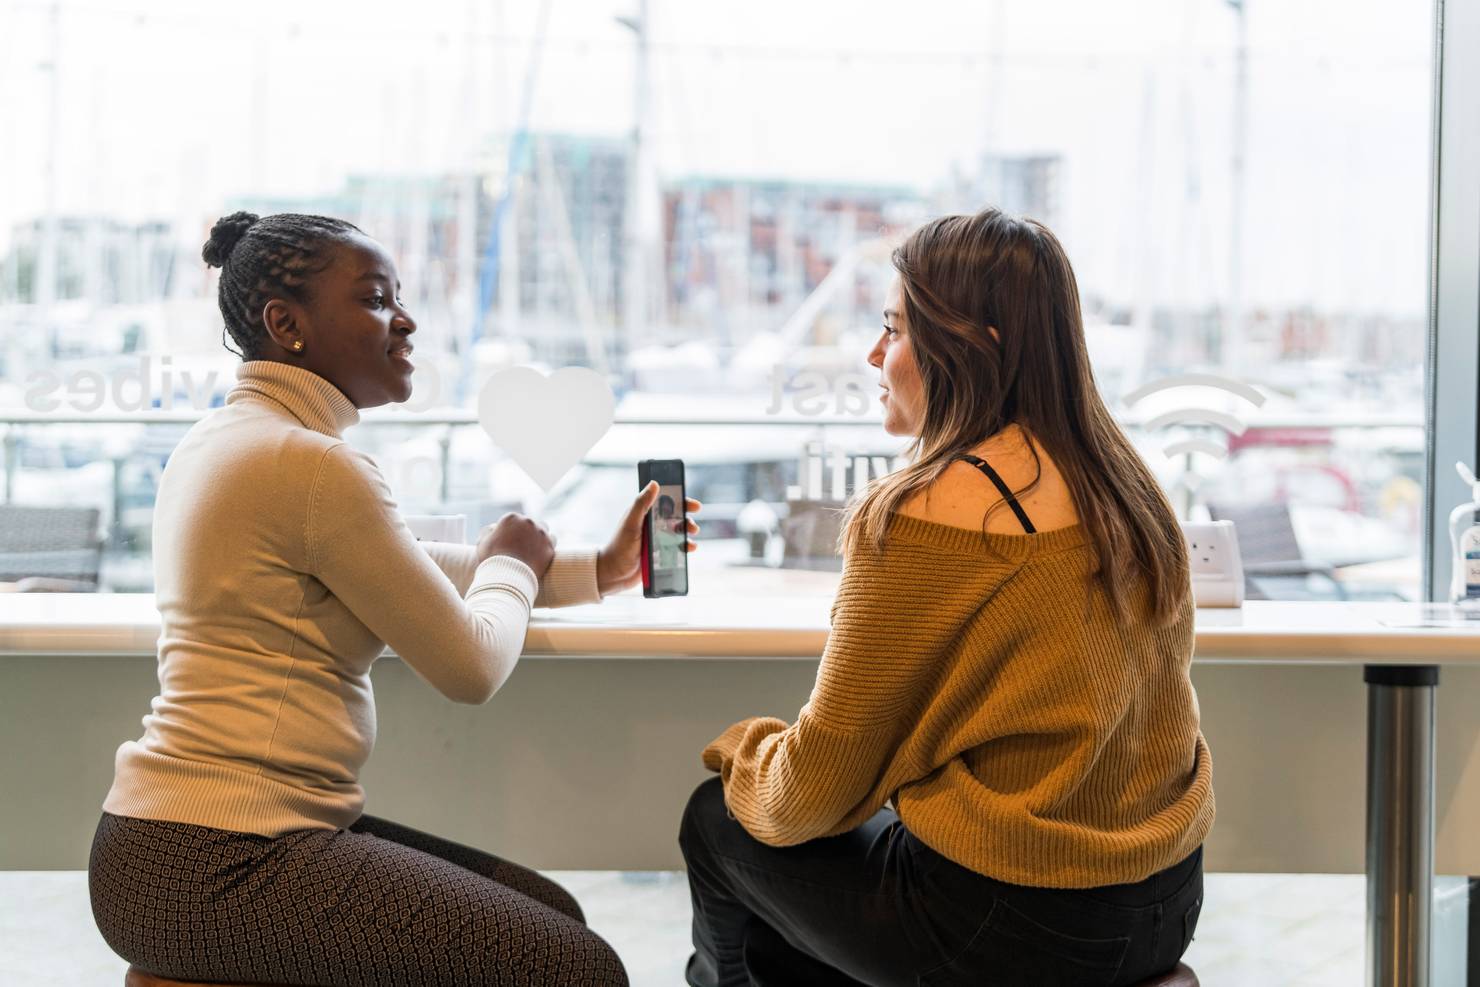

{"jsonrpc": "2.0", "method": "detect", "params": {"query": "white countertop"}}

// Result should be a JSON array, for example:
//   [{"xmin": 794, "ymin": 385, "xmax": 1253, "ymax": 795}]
[{"xmin": 2, "ymin": 593, "xmax": 1480, "ymax": 663}]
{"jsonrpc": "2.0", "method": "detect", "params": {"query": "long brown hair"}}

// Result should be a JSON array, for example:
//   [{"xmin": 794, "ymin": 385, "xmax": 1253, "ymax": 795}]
[{"xmin": 840, "ymin": 208, "xmax": 1190, "ymax": 627}]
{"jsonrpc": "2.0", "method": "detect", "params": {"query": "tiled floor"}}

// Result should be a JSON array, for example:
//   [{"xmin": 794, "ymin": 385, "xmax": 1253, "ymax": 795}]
[{"xmin": 0, "ymin": 870, "xmax": 1466, "ymax": 986}]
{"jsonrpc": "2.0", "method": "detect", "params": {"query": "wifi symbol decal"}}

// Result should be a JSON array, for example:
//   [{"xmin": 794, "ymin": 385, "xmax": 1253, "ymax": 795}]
[{"xmin": 1122, "ymin": 374, "xmax": 1267, "ymax": 461}]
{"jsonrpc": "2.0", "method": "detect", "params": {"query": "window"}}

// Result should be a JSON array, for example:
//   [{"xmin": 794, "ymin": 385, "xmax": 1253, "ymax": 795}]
[{"xmin": 0, "ymin": 0, "xmax": 1438, "ymax": 602}]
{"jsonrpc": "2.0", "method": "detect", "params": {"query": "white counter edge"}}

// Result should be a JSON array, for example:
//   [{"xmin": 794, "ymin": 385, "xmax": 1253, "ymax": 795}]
[{"xmin": 3, "ymin": 597, "xmax": 1480, "ymax": 663}]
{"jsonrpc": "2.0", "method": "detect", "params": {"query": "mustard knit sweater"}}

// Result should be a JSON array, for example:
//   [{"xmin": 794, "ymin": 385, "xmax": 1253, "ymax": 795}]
[{"xmin": 703, "ymin": 514, "xmax": 1214, "ymax": 889}]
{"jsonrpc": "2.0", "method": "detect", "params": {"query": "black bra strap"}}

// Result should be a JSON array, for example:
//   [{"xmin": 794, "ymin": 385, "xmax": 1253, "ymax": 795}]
[{"xmin": 958, "ymin": 454, "xmax": 1036, "ymax": 534}]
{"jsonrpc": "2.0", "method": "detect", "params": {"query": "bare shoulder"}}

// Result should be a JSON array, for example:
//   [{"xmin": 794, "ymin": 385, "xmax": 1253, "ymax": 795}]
[{"xmin": 899, "ymin": 425, "xmax": 1081, "ymax": 534}]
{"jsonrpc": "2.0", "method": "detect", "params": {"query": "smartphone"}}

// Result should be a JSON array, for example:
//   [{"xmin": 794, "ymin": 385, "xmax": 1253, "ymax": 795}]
[{"xmin": 638, "ymin": 459, "xmax": 688, "ymax": 597}]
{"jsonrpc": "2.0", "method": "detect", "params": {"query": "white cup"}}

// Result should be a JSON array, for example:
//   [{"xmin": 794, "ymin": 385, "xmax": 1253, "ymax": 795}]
[{"xmin": 403, "ymin": 515, "xmax": 468, "ymax": 544}]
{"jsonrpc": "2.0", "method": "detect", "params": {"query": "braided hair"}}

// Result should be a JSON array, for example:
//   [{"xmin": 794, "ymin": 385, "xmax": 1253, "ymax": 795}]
[{"xmin": 202, "ymin": 211, "xmax": 364, "ymax": 360}]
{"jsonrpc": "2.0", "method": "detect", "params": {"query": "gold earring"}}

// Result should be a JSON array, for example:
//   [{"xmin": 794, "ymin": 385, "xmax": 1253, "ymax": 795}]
[{"xmin": 291, "ymin": 340, "xmax": 304, "ymax": 352}]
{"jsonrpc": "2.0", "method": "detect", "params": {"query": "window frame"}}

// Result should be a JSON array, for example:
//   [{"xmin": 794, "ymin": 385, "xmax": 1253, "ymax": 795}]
[{"xmin": 1425, "ymin": 0, "xmax": 1480, "ymax": 601}]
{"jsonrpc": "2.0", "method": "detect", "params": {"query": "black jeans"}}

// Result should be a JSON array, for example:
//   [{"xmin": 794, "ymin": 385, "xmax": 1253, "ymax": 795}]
[{"xmin": 678, "ymin": 777, "xmax": 1203, "ymax": 987}]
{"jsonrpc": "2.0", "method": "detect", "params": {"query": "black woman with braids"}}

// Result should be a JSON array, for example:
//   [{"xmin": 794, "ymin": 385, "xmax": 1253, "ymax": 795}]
[{"xmin": 87, "ymin": 212, "xmax": 699, "ymax": 986}]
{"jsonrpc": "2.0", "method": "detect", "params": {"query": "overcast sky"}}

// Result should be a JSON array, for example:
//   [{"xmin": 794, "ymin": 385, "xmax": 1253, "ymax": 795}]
[{"xmin": 0, "ymin": 0, "xmax": 1435, "ymax": 313}]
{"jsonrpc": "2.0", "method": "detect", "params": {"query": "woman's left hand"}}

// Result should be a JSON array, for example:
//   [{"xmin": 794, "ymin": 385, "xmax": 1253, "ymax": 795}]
[{"xmin": 596, "ymin": 480, "xmax": 702, "ymax": 596}]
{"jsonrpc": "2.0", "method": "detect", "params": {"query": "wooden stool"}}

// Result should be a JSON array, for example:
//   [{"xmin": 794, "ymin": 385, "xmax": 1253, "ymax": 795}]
[
  {"xmin": 124, "ymin": 959, "xmax": 1197, "ymax": 986},
  {"xmin": 125, "ymin": 967, "xmax": 285, "ymax": 987},
  {"xmin": 1133, "ymin": 962, "xmax": 1199, "ymax": 987}
]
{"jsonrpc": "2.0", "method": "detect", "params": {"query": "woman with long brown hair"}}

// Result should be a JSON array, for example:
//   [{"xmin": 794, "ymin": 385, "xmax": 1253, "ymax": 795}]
[{"xmin": 679, "ymin": 208, "xmax": 1212, "ymax": 987}]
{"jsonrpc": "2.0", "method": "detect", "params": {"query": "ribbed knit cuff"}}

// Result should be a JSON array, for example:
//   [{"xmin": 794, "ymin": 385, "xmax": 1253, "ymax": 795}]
[
  {"xmin": 702, "ymin": 720, "xmax": 745, "ymax": 771},
  {"xmin": 472, "ymin": 555, "xmax": 539, "ymax": 610},
  {"xmin": 535, "ymin": 549, "xmax": 601, "ymax": 608},
  {"xmin": 103, "ymin": 744, "xmax": 361, "ymax": 837}
]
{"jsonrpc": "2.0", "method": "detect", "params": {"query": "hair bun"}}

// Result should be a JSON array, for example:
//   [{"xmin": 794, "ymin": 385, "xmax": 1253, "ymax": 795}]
[{"xmin": 202, "ymin": 211, "xmax": 260, "ymax": 268}]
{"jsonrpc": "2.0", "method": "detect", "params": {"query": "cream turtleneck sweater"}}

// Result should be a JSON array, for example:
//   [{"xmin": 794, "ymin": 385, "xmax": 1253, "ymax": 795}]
[{"xmin": 103, "ymin": 359, "xmax": 600, "ymax": 836}]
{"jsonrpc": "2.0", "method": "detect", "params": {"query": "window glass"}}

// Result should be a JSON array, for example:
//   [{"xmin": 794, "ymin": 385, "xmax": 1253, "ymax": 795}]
[{"xmin": 0, "ymin": 0, "xmax": 1432, "ymax": 602}]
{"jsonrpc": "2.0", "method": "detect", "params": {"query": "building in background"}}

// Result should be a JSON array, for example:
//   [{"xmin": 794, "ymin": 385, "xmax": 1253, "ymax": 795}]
[
  {"xmin": 663, "ymin": 176, "xmax": 928, "ymax": 349},
  {"xmin": 939, "ymin": 152, "xmax": 1063, "ymax": 227},
  {"xmin": 502, "ymin": 133, "xmax": 630, "ymax": 371}
]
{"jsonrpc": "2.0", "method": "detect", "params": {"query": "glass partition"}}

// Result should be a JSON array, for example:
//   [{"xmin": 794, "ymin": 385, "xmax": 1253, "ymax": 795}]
[{"xmin": 0, "ymin": 0, "xmax": 1435, "ymax": 602}]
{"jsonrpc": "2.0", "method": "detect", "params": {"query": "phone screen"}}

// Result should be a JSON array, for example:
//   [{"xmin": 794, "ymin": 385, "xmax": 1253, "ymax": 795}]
[{"xmin": 640, "ymin": 460, "xmax": 688, "ymax": 596}]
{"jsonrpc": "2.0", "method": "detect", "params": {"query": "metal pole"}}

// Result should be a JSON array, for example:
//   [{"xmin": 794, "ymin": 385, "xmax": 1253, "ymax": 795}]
[
  {"xmin": 3, "ymin": 428, "xmax": 16, "ymax": 503},
  {"xmin": 1226, "ymin": 0, "xmax": 1248, "ymax": 375},
  {"xmin": 37, "ymin": 2, "xmax": 60, "ymax": 354},
  {"xmin": 1365, "ymin": 664, "xmax": 1438, "ymax": 987},
  {"xmin": 110, "ymin": 456, "xmax": 126, "ymax": 549},
  {"xmin": 439, "ymin": 427, "xmax": 452, "ymax": 506},
  {"xmin": 618, "ymin": 0, "xmax": 652, "ymax": 349}
]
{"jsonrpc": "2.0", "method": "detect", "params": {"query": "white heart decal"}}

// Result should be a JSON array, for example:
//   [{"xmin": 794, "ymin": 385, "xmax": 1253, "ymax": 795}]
[{"xmin": 478, "ymin": 366, "xmax": 616, "ymax": 491}]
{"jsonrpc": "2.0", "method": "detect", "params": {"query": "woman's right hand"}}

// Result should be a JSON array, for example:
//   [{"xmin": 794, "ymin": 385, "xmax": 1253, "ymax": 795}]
[{"xmin": 475, "ymin": 513, "xmax": 555, "ymax": 579}]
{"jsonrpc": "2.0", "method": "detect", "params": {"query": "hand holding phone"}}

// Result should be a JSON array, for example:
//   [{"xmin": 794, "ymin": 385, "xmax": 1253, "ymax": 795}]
[
  {"xmin": 639, "ymin": 459, "xmax": 689, "ymax": 597},
  {"xmin": 594, "ymin": 475, "xmax": 700, "ymax": 596}
]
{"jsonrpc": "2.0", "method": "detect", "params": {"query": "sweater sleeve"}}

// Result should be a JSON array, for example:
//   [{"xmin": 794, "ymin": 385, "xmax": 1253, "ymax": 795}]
[
  {"xmin": 533, "ymin": 550, "xmax": 602, "ymax": 608},
  {"xmin": 420, "ymin": 541, "xmax": 602, "ymax": 608},
  {"xmin": 418, "ymin": 540, "xmax": 480, "ymax": 591},
  {"xmin": 306, "ymin": 443, "xmax": 535, "ymax": 705},
  {"xmin": 702, "ymin": 532, "xmax": 1018, "ymax": 845}
]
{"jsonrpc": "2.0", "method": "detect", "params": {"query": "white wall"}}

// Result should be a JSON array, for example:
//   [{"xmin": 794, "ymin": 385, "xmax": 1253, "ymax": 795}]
[{"xmin": 4, "ymin": 654, "xmax": 1480, "ymax": 876}]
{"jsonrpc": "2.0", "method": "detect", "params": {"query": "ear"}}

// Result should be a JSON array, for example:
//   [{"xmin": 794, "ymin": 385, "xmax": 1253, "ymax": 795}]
[{"xmin": 261, "ymin": 299, "xmax": 301, "ymax": 350}]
